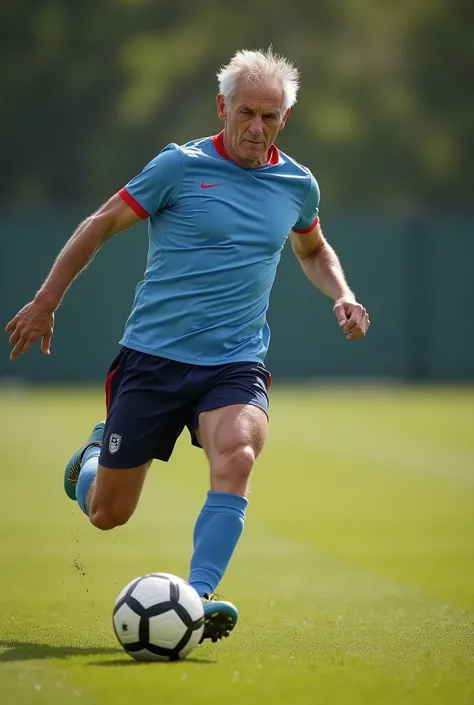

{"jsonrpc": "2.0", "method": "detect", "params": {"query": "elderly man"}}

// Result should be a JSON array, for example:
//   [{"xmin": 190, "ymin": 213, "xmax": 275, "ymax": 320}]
[{"xmin": 5, "ymin": 48, "xmax": 370, "ymax": 643}]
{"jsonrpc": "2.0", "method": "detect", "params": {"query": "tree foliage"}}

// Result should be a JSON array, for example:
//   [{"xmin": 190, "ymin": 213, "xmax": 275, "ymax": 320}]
[{"xmin": 1, "ymin": 0, "xmax": 472, "ymax": 207}]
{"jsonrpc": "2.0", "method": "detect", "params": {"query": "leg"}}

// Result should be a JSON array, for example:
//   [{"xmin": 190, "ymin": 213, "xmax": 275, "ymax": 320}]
[
  {"xmin": 189, "ymin": 403, "xmax": 268, "ymax": 641},
  {"xmin": 70, "ymin": 431, "xmax": 151, "ymax": 530},
  {"xmin": 88, "ymin": 461, "xmax": 151, "ymax": 530},
  {"xmin": 190, "ymin": 403, "xmax": 267, "ymax": 591},
  {"xmin": 197, "ymin": 403, "xmax": 268, "ymax": 496},
  {"xmin": 66, "ymin": 348, "xmax": 188, "ymax": 528}
]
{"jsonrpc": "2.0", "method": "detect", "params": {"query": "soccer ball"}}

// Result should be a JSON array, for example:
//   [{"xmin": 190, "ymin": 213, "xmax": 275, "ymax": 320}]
[{"xmin": 113, "ymin": 573, "xmax": 205, "ymax": 661}]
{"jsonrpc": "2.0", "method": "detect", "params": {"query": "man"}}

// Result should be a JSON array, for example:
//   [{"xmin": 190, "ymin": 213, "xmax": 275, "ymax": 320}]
[{"xmin": 5, "ymin": 48, "xmax": 370, "ymax": 643}]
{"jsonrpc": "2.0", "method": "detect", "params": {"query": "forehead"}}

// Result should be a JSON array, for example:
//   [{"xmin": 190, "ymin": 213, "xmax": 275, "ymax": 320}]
[{"xmin": 233, "ymin": 78, "xmax": 283, "ymax": 112}]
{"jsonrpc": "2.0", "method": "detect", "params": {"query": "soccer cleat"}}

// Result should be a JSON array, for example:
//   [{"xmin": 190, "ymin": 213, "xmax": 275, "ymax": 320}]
[
  {"xmin": 63, "ymin": 421, "xmax": 105, "ymax": 500},
  {"xmin": 200, "ymin": 593, "xmax": 238, "ymax": 643}
]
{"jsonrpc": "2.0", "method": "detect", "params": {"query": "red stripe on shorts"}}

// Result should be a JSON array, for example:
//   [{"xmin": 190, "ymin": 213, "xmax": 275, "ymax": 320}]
[{"xmin": 105, "ymin": 365, "xmax": 120, "ymax": 416}]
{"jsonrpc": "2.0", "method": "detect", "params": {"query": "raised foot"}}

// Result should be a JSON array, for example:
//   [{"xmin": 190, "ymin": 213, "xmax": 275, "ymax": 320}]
[{"xmin": 63, "ymin": 421, "xmax": 105, "ymax": 500}]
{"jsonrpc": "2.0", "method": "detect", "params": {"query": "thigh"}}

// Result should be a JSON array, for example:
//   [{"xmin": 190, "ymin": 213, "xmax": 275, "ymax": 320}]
[
  {"xmin": 100, "ymin": 390, "xmax": 184, "ymax": 467},
  {"xmin": 100, "ymin": 347, "xmax": 187, "ymax": 467},
  {"xmin": 196, "ymin": 403, "xmax": 268, "ymax": 465},
  {"xmin": 188, "ymin": 361, "xmax": 271, "ymax": 453},
  {"xmin": 90, "ymin": 461, "xmax": 151, "ymax": 519}
]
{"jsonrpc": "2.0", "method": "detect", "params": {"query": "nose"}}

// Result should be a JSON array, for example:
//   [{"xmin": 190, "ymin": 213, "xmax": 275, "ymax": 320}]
[{"xmin": 249, "ymin": 114, "xmax": 264, "ymax": 135}]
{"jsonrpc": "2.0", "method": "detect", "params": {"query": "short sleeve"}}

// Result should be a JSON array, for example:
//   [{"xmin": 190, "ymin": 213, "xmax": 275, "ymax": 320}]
[
  {"xmin": 119, "ymin": 143, "xmax": 184, "ymax": 218},
  {"xmin": 292, "ymin": 172, "xmax": 320, "ymax": 234}
]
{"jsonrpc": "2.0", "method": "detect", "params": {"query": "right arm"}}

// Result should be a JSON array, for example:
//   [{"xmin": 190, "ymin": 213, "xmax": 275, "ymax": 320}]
[{"xmin": 5, "ymin": 194, "xmax": 143, "ymax": 360}]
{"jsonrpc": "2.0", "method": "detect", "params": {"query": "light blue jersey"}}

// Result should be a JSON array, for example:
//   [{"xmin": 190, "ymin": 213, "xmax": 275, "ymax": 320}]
[{"xmin": 119, "ymin": 132, "xmax": 319, "ymax": 365}]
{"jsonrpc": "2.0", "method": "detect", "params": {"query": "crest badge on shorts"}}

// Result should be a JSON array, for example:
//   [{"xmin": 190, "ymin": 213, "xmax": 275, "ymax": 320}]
[{"xmin": 109, "ymin": 433, "xmax": 122, "ymax": 454}]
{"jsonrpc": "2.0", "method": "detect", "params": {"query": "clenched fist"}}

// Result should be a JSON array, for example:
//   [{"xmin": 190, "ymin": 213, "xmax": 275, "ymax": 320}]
[{"xmin": 333, "ymin": 297, "xmax": 370, "ymax": 341}]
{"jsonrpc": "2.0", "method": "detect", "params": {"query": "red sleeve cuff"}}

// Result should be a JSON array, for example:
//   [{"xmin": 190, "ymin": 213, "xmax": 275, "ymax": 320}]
[
  {"xmin": 292, "ymin": 215, "xmax": 319, "ymax": 234},
  {"xmin": 118, "ymin": 188, "xmax": 150, "ymax": 219}
]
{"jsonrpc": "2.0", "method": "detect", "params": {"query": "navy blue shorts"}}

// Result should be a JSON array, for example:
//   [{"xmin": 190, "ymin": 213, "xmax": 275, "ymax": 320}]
[{"xmin": 99, "ymin": 346, "xmax": 272, "ymax": 468}]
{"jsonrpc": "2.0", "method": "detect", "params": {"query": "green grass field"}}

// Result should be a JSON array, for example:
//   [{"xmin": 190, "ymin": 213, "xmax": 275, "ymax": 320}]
[{"xmin": 0, "ymin": 386, "xmax": 473, "ymax": 705}]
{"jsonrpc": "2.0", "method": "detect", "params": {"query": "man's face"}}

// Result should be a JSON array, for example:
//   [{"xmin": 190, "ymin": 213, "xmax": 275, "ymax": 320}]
[{"xmin": 217, "ymin": 79, "xmax": 290, "ymax": 167}]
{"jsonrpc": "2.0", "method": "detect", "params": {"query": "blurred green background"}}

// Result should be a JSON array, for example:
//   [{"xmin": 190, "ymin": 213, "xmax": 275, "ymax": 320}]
[{"xmin": 1, "ymin": 0, "xmax": 473, "ymax": 381}]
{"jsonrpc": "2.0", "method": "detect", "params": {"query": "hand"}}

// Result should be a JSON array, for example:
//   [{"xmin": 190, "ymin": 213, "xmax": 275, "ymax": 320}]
[
  {"xmin": 333, "ymin": 296, "xmax": 370, "ymax": 341},
  {"xmin": 5, "ymin": 300, "xmax": 55, "ymax": 360}
]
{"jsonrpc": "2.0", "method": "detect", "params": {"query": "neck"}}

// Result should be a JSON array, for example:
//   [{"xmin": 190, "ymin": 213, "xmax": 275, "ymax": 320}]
[{"xmin": 223, "ymin": 130, "xmax": 269, "ymax": 168}]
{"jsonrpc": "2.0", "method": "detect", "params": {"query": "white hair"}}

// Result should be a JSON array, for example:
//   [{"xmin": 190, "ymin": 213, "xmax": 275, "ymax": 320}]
[{"xmin": 217, "ymin": 47, "xmax": 300, "ymax": 113}]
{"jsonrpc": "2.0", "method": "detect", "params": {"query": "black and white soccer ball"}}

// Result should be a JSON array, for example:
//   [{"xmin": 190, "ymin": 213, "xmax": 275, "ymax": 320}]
[{"xmin": 113, "ymin": 573, "xmax": 205, "ymax": 661}]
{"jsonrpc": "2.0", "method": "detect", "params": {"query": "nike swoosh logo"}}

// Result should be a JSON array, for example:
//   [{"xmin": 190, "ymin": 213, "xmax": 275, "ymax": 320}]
[{"xmin": 200, "ymin": 182, "xmax": 223, "ymax": 189}]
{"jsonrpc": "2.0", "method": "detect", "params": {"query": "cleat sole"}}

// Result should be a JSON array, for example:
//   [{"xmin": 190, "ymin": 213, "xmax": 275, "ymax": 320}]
[{"xmin": 200, "ymin": 612, "xmax": 237, "ymax": 643}]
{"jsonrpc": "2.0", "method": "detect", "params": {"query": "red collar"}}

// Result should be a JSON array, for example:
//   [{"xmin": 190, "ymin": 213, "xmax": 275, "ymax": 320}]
[{"xmin": 212, "ymin": 131, "xmax": 280, "ymax": 166}]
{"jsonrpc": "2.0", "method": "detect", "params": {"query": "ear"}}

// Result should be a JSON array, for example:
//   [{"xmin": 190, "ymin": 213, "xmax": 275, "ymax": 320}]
[
  {"xmin": 280, "ymin": 107, "xmax": 291, "ymax": 130},
  {"xmin": 216, "ymin": 94, "xmax": 227, "ymax": 122}
]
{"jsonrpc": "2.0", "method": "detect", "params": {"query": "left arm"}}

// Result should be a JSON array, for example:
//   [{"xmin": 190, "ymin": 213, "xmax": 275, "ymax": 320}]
[{"xmin": 290, "ymin": 222, "xmax": 370, "ymax": 341}]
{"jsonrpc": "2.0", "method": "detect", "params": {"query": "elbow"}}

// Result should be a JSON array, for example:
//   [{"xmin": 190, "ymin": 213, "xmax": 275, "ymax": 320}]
[{"xmin": 297, "ymin": 242, "xmax": 323, "ymax": 266}]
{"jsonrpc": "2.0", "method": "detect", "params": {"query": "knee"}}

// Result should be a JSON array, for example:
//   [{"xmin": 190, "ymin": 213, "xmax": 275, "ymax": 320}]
[
  {"xmin": 212, "ymin": 444, "xmax": 255, "ymax": 493},
  {"xmin": 89, "ymin": 503, "xmax": 132, "ymax": 531}
]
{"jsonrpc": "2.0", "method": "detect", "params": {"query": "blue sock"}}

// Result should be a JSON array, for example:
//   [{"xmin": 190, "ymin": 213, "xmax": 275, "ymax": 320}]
[
  {"xmin": 188, "ymin": 491, "xmax": 248, "ymax": 596},
  {"xmin": 76, "ymin": 446, "xmax": 100, "ymax": 515}
]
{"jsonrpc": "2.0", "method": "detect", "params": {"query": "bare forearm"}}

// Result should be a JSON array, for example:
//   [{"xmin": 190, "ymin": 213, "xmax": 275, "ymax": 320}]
[
  {"xmin": 299, "ymin": 241, "xmax": 354, "ymax": 301},
  {"xmin": 35, "ymin": 214, "xmax": 111, "ymax": 311}
]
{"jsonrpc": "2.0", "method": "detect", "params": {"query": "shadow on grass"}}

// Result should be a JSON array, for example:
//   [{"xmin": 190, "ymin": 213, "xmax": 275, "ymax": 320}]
[
  {"xmin": 89, "ymin": 657, "xmax": 215, "ymax": 666},
  {"xmin": 0, "ymin": 640, "xmax": 123, "ymax": 662}
]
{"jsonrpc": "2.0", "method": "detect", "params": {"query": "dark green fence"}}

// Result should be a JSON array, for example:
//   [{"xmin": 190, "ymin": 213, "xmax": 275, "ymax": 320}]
[{"xmin": 1, "ymin": 209, "xmax": 472, "ymax": 382}]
